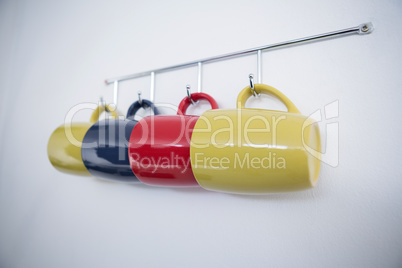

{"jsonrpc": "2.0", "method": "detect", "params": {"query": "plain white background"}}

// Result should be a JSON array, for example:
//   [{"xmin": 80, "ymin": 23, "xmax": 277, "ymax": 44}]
[{"xmin": 1, "ymin": 0, "xmax": 402, "ymax": 267}]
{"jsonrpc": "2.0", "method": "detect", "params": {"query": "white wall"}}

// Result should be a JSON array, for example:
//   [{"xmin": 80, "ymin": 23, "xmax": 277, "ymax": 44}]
[{"xmin": 1, "ymin": 0, "xmax": 402, "ymax": 267}]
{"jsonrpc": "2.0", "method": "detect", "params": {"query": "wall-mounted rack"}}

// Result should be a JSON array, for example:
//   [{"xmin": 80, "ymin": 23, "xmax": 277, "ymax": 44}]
[{"xmin": 105, "ymin": 22, "xmax": 373, "ymax": 107}]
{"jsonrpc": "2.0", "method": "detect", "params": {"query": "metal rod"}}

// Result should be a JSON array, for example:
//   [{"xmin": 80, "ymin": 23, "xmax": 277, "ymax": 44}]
[
  {"xmin": 257, "ymin": 50, "xmax": 262, "ymax": 84},
  {"xmin": 197, "ymin": 62, "xmax": 202, "ymax": 93},
  {"xmin": 105, "ymin": 22, "xmax": 373, "ymax": 84},
  {"xmin": 150, "ymin": 72, "xmax": 155, "ymax": 102},
  {"xmin": 113, "ymin": 81, "xmax": 119, "ymax": 108}
]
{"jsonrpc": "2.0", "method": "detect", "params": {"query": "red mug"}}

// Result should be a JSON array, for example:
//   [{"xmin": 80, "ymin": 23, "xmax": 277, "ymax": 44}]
[{"xmin": 128, "ymin": 93, "xmax": 219, "ymax": 186}]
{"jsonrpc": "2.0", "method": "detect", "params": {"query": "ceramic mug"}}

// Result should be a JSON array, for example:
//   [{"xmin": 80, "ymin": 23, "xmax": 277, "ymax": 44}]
[
  {"xmin": 47, "ymin": 105, "xmax": 118, "ymax": 176},
  {"xmin": 190, "ymin": 84, "xmax": 321, "ymax": 194},
  {"xmin": 129, "ymin": 93, "xmax": 219, "ymax": 187},
  {"xmin": 81, "ymin": 99, "xmax": 159, "ymax": 182}
]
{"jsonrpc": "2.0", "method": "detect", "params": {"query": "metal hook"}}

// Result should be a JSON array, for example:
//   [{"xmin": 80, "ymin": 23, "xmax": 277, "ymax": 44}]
[
  {"xmin": 186, "ymin": 85, "xmax": 196, "ymax": 105},
  {"xmin": 99, "ymin": 96, "xmax": 110, "ymax": 112},
  {"xmin": 138, "ymin": 91, "xmax": 142, "ymax": 105},
  {"xmin": 150, "ymin": 72, "xmax": 155, "ymax": 102},
  {"xmin": 113, "ymin": 80, "xmax": 119, "ymax": 109},
  {"xmin": 249, "ymin": 74, "xmax": 259, "ymax": 97}
]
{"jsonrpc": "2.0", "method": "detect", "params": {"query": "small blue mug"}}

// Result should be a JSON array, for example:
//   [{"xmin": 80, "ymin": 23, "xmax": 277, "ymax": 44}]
[{"xmin": 81, "ymin": 99, "xmax": 159, "ymax": 182}]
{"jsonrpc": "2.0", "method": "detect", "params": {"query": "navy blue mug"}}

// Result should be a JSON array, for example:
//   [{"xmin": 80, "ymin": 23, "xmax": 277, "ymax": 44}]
[{"xmin": 81, "ymin": 99, "xmax": 159, "ymax": 182}]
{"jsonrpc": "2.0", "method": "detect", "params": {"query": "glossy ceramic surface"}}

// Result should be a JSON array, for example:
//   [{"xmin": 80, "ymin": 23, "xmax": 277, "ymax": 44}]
[
  {"xmin": 47, "ymin": 105, "xmax": 118, "ymax": 176},
  {"xmin": 81, "ymin": 99, "xmax": 159, "ymax": 182},
  {"xmin": 129, "ymin": 93, "xmax": 218, "ymax": 187},
  {"xmin": 190, "ymin": 84, "xmax": 321, "ymax": 194}
]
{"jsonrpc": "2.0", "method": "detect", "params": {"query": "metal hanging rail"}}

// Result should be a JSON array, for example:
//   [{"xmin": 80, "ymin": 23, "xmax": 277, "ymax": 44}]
[{"xmin": 105, "ymin": 22, "xmax": 373, "ymax": 105}]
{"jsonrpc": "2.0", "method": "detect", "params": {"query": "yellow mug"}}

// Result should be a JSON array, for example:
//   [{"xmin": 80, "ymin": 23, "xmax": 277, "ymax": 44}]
[
  {"xmin": 190, "ymin": 84, "xmax": 321, "ymax": 194},
  {"xmin": 47, "ymin": 105, "xmax": 119, "ymax": 176}
]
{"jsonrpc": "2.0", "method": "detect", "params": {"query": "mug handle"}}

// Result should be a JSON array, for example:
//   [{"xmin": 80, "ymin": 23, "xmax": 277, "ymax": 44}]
[
  {"xmin": 90, "ymin": 104, "xmax": 119, "ymax": 123},
  {"xmin": 177, "ymin": 93, "xmax": 219, "ymax": 115},
  {"xmin": 237, "ymin": 84, "xmax": 301, "ymax": 114},
  {"xmin": 126, "ymin": 99, "xmax": 160, "ymax": 120}
]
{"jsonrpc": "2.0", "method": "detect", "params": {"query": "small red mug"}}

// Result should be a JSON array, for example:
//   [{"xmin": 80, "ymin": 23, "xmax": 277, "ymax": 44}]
[{"xmin": 128, "ymin": 93, "xmax": 219, "ymax": 187}]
